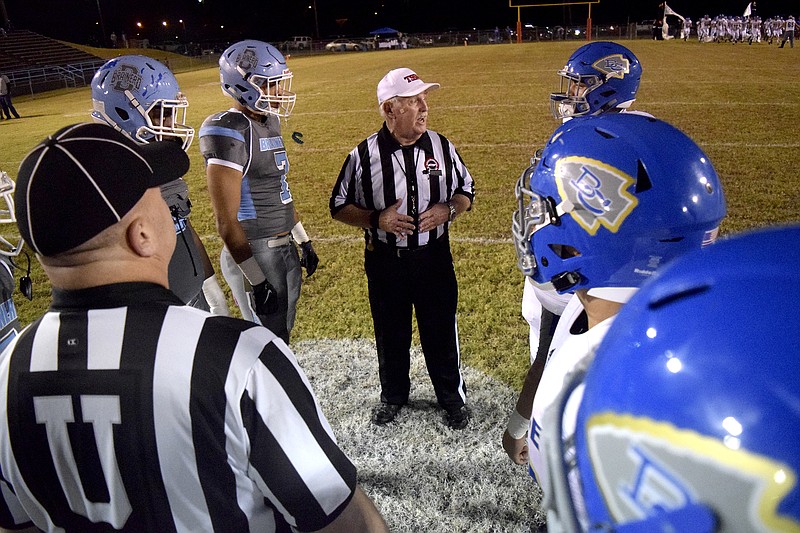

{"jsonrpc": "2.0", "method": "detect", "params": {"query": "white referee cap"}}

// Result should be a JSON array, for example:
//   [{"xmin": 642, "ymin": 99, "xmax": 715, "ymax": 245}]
[{"xmin": 377, "ymin": 68, "xmax": 440, "ymax": 106}]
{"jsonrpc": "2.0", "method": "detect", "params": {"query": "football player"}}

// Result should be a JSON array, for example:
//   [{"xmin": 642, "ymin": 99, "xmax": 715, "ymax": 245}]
[
  {"xmin": 199, "ymin": 40, "xmax": 318, "ymax": 343},
  {"xmin": 506, "ymin": 113, "xmax": 727, "ymax": 499},
  {"xmin": 91, "ymin": 55, "xmax": 230, "ymax": 315},
  {"xmin": 0, "ymin": 171, "xmax": 25, "ymax": 353},
  {"xmin": 682, "ymin": 17, "xmax": 692, "ymax": 40},
  {"xmin": 540, "ymin": 224, "xmax": 800, "ymax": 532},
  {"xmin": 518, "ymin": 41, "xmax": 645, "ymax": 389}
]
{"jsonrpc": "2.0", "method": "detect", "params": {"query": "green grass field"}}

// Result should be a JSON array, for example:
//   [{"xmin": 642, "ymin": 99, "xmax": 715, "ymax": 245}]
[{"xmin": 2, "ymin": 40, "xmax": 798, "ymax": 390}]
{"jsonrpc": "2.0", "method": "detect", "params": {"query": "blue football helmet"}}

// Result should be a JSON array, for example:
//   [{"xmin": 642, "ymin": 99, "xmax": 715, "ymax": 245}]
[
  {"xmin": 91, "ymin": 55, "xmax": 193, "ymax": 150},
  {"xmin": 219, "ymin": 40, "xmax": 296, "ymax": 118},
  {"xmin": 0, "ymin": 171, "xmax": 22, "ymax": 257},
  {"xmin": 541, "ymin": 224, "xmax": 800, "ymax": 532},
  {"xmin": 512, "ymin": 113, "xmax": 726, "ymax": 295},
  {"xmin": 550, "ymin": 41, "xmax": 642, "ymax": 120}
]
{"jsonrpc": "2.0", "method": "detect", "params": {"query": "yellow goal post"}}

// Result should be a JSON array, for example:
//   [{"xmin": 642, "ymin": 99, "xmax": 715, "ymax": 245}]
[{"xmin": 508, "ymin": 0, "xmax": 600, "ymax": 43}]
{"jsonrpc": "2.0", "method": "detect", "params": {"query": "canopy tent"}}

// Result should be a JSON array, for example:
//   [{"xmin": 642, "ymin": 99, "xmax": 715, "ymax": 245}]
[{"xmin": 369, "ymin": 27, "xmax": 400, "ymax": 35}]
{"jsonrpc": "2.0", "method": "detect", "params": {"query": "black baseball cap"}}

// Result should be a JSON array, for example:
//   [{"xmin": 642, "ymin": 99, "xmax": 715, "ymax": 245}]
[{"xmin": 15, "ymin": 123, "xmax": 189, "ymax": 256}]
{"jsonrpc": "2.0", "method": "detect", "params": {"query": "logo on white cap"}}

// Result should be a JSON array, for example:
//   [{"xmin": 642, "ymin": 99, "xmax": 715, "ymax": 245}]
[{"xmin": 377, "ymin": 68, "xmax": 440, "ymax": 106}]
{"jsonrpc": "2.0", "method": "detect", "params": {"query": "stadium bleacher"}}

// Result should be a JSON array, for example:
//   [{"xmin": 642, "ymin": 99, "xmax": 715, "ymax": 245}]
[{"xmin": 0, "ymin": 30, "xmax": 104, "ymax": 95}]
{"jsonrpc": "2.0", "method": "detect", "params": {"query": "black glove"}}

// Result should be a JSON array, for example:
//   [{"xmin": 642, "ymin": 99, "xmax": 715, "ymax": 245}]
[
  {"xmin": 251, "ymin": 279, "xmax": 279, "ymax": 316},
  {"xmin": 299, "ymin": 241, "xmax": 319, "ymax": 277}
]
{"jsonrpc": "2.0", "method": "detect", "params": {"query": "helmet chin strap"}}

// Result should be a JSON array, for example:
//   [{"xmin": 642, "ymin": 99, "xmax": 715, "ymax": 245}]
[
  {"xmin": 125, "ymin": 90, "xmax": 150, "ymax": 125},
  {"xmin": 550, "ymin": 271, "xmax": 581, "ymax": 292},
  {"xmin": 9, "ymin": 252, "xmax": 33, "ymax": 300}
]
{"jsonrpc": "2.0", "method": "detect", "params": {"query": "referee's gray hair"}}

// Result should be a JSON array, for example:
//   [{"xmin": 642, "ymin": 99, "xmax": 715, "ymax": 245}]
[{"xmin": 379, "ymin": 97, "xmax": 397, "ymax": 119}]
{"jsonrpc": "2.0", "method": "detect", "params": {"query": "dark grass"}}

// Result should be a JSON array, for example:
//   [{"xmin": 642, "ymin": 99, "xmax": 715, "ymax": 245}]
[{"xmin": 2, "ymin": 39, "xmax": 798, "ymax": 389}]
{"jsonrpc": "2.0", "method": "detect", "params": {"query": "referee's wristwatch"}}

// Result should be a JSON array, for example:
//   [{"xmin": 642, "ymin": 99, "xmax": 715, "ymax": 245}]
[{"xmin": 446, "ymin": 201, "xmax": 456, "ymax": 222}]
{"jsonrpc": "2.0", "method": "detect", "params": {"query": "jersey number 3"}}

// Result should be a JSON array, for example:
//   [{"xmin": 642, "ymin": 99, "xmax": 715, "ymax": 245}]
[{"xmin": 274, "ymin": 151, "xmax": 293, "ymax": 204}]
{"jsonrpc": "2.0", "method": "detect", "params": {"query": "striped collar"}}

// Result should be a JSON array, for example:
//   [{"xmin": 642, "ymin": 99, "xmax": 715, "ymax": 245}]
[
  {"xmin": 378, "ymin": 123, "xmax": 434, "ymax": 154},
  {"xmin": 50, "ymin": 282, "xmax": 184, "ymax": 311}
]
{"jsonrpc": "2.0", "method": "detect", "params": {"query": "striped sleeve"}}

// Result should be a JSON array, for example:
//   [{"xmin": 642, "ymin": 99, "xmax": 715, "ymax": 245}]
[
  {"xmin": 237, "ymin": 331, "xmax": 356, "ymax": 531},
  {"xmin": 0, "ymin": 329, "xmax": 34, "ymax": 529},
  {"xmin": 442, "ymin": 134, "xmax": 475, "ymax": 204},
  {"xmin": 329, "ymin": 148, "xmax": 360, "ymax": 216},
  {"xmin": 0, "ymin": 473, "xmax": 33, "ymax": 529}
]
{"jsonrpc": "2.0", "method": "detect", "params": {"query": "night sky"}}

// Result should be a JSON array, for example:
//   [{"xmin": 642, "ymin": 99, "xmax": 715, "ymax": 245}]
[{"xmin": 1, "ymin": 0, "xmax": 795, "ymax": 45}]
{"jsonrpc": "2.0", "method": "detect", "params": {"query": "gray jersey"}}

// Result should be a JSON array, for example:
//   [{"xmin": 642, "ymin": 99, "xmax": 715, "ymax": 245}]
[
  {"xmin": 199, "ymin": 110, "xmax": 295, "ymax": 240},
  {"xmin": 159, "ymin": 177, "xmax": 203, "ymax": 305}
]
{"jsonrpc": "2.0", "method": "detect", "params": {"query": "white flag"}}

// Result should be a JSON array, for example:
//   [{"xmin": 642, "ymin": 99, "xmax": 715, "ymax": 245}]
[
  {"xmin": 663, "ymin": 2, "xmax": 686, "ymax": 22},
  {"xmin": 743, "ymin": 2, "xmax": 752, "ymax": 17}
]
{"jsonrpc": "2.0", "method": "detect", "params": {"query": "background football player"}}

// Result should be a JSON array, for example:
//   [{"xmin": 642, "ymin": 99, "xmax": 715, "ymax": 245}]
[
  {"xmin": 91, "ymin": 55, "xmax": 230, "ymax": 315},
  {"xmin": 0, "ymin": 171, "xmax": 25, "ymax": 353},
  {"xmin": 199, "ymin": 40, "xmax": 318, "ymax": 343},
  {"xmin": 516, "ymin": 41, "xmax": 645, "ymax": 410}
]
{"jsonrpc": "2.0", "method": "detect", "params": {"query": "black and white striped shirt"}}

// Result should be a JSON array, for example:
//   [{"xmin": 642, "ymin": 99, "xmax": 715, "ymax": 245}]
[
  {"xmin": 330, "ymin": 124, "xmax": 475, "ymax": 249},
  {"xmin": 0, "ymin": 283, "xmax": 355, "ymax": 532}
]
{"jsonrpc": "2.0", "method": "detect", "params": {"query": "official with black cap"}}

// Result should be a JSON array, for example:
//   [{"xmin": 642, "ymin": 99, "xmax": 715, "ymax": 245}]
[{"xmin": 0, "ymin": 123, "xmax": 388, "ymax": 532}]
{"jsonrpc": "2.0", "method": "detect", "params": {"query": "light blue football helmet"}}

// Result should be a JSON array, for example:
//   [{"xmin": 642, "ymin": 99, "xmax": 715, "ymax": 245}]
[
  {"xmin": 91, "ymin": 55, "xmax": 193, "ymax": 149},
  {"xmin": 541, "ymin": 224, "xmax": 800, "ymax": 532},
  {"xmin": 512, "ymin": 113, "xmax": 726, "ymax": 295},
  {"xmin": 219, "ymin": 40, "xmax": 296, "ymax": 118},
  {"xmin": 0, "ymin": 171, "xmax": 23, "ymax": 257},
  {"xmin": 550, "ymin": 41, "xmax": 642, "ymax": 120}
]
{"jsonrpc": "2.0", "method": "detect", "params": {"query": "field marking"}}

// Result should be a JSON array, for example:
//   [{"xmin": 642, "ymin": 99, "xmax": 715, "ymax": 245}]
[
  {"xmin": 200, "ymin": 233, "xmax": 512, "ymax": 245},
  {"xmin": 292, "ymin": 141, "xmax": 799, "ymax": 152}
]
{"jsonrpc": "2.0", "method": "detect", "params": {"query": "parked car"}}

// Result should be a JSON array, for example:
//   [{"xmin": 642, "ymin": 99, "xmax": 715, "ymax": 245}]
[
  {"xmin": 325, "ymin": 38, "xmax": 362, "ymax": 52},
  {"xmin": 282, "ymin": 36, "xmax": 313, "ymax": 51}
]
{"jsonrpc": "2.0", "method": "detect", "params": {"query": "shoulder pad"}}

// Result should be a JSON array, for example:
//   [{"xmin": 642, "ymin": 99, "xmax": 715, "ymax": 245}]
[{"xmin": 200, "ymin": 110, "xmax": 249, "ymax": 134}]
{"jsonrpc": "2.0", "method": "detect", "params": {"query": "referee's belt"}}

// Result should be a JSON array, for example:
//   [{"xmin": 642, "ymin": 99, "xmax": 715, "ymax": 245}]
[{"xmin": 371, "ymin": 236, "xmax": 447, "ymax": 258}]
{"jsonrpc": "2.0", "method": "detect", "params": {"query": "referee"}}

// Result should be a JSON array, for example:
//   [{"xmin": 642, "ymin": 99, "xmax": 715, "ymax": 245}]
[
  {"xmin": 329, "ymin": 68, "xmax": 475, "ymax": 429},
  {"xmin": 0, "ymin": 123, "xmax": 387, "ymax": 532}
]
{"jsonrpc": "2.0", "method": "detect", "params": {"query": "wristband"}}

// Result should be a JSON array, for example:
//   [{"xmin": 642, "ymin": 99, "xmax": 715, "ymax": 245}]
[
  {"xmin": 237, "ymin": 256, "xmax": 266, "ymax": 286},
  {"xmin": 506, "ymin": 410, "xmax": 530, "ymax": 440},
  {"xmin": 369, "ymin": 210, "xmax": 381, "ymax": 230},
  {"xmin": 291, "ymin": 221, "xmax": 310, "ymax": 244},
  {"xmin": 202, "ymin": 276, "xmax": 230, "ymax": 316}
]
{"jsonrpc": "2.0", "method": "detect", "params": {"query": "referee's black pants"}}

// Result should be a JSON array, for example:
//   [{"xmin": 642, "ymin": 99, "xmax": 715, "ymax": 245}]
[{"xmin": 364, "ymin": 237, "xmax": 467, "ymax": 412}]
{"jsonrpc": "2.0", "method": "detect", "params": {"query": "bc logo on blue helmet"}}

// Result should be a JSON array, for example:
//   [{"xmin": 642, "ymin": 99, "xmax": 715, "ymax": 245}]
[
  {"xmin": 586, "ymin": 413, "xmax": 799, "ymax": 531},
  {"xmin": 592, "ymin": 54, "xmax": 631, "ymax": 79},
  {"xmin": 554, "ymin": 156, "xmax": 638, "ymax": 235}
]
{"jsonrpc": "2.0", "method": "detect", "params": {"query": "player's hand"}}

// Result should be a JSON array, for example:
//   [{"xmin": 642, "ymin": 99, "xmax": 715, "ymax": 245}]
[
  {"xmin": 502, "ymin": 430, "xmax": 529, "ymax": 465},
  {"xmin": 299, "ymin": 241, "xmax": 319, "ymax": 277},
  {"xmin": 251, "ymin": 279, "xmax": 279, "ymax": 316},
  {"xmin": 379, "ymin": 199, "xmax": 415, "ymax": 240}
]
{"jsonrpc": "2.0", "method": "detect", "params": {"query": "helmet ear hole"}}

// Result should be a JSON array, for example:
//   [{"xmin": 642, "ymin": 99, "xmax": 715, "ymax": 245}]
[
  {"xmin": 635, "ymin": 160, "xmax": 652, "ymax": 193},
  {"xmin": 115, "ymin": 107, "xmax": 130, "ymax": 121},
  {"xmin": 550, "ymin": 244, "xmax": 581, "ymax": 259}
]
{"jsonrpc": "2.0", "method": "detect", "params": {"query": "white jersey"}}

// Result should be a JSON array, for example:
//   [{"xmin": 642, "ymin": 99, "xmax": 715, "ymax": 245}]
[
  {"xmin": 521, "ymin": 279, "xmax": 572, "ymax": 364},
  {"xmin": 526, "ymin": 295, "xmax": 616, "ymax": 494}
]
